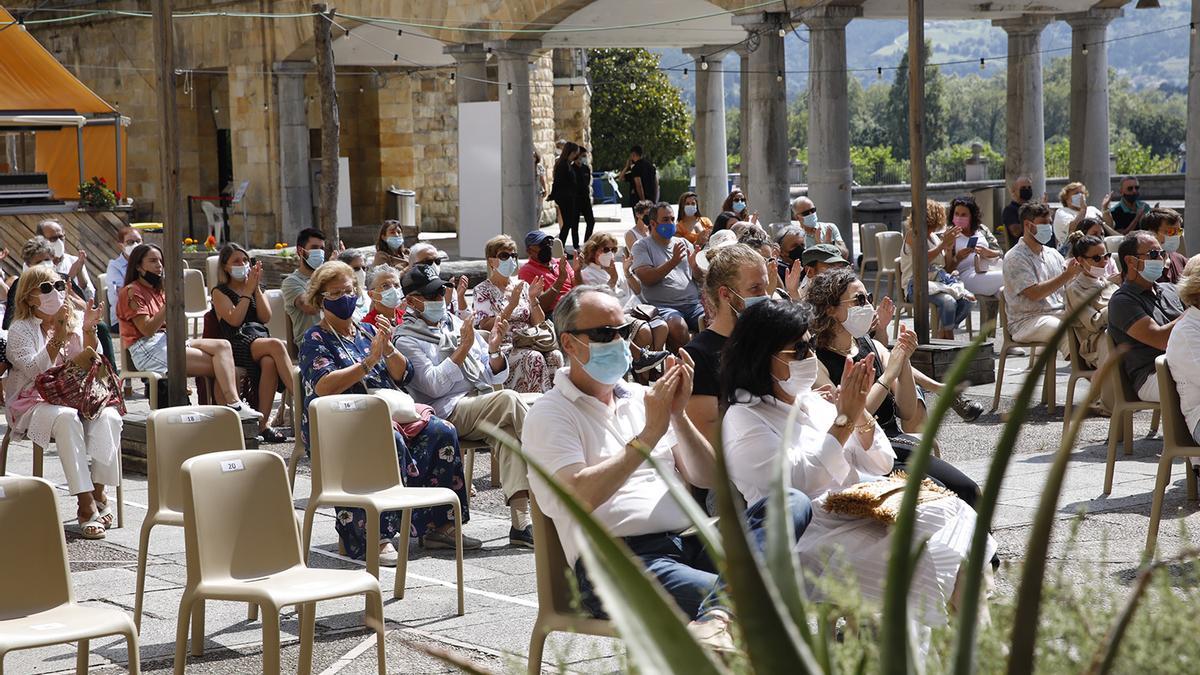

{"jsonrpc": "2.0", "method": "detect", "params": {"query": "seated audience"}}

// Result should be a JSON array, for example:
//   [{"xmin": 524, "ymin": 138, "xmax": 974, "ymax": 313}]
[
  {"xmin": 117, "ymin": 244, "xmax": 246, "ymax": 410},
  {"xmin": 579, "ymin": 232, "xmax": 670, "ymax": 373},
  {"xmin": 105, "ymin": 226, "xmax": 143, "ymax": 326},
  {"xmin": 1064, "ymin": 233, "xmax": 1118, "ymax": 414},
  {"xmin": 675, "ymin": 191, "xmax": 712, "ymax": 246},
  {"xmin": 298, "ymin": 261, "xmax": 478, "ymax": 562},
  {"xmin": 720, "ymin": 299, "xmax": 992, "ymax": 626},
  {"xmin": 795, "ymin": 244, "xmax": 850, "ymax": 303},
  {"xmin": 1052, "ymin": 181, "xmax": 1109, "ymax": 243},
  {"xmin": 519, "ymin": 230, "xmax": 575, "ymax": 315},
  {"xmin": 337, "ymin": 249, "xmax": 371, "ymax": 321},
  {"xmin": 372, "ymin": 219, "xmax": 409, "ymax": 270},
  {"xmin": 281, "ymin": 227, "xmax": 329, "ymax": 346},
  {"xmin": 631, "ymin": 202, "xmax": 705, "ymax": 348},
  {"xmin": 1105, "ymin": 176, "xmax": 1150, "ymax": 234},
  {"xmin": 472, "ymin": 234, "xmax": 563, "ymax": 394},
  {"xmin": 1142, "ymin": 208, "xmax": 1189, "ymax": 284},
  {"xmin": 900, "ymin": 200, "xmax": 970, "ymax": 340},
  {"xmin": 362, "ymin": 264, "xmax": 406, "ymax": 328},
  {"xmin": 623, "ymin": 199, "xmax": 655, "ymax": 254},
  {"xmin": 1109, "ymin": 232, "xmax": 1185, "ymax": 402},
  {"xmin": 394, "ymin": 264, "xmax": 534, "ymax": 547},
  {"xmin": 523, "ymin": 284, "xmax": 812, "ymax": 643},
  {"xmin": 950, "ymin": 194, "xmax": 1004, "ymax": 298},
  {"xmin": 791, "ymin": 196, "xmax": 849, "ymax": 260},
  {"xmin": 5, "ymin": 265, "xmax": 118, "ymax": 539},
  {"xmin": 807, "ymin": 268, "xmax": 980, "ymax": 506},
  {"xmin": 1002, "ymin": 202, "xmax": 1079, "ymax": 345},
  {"xmin": 1166, "ymin": 255, "xmax": 1200, "ymax": 446},
  {"xmin": 211, "ymin": 243, "xmax": 296, "ymax": 441},
  {"xmin": 40, "ymin": 219, "xmax": 94, "ymax": 301},
  {"xmin": 712, "ymin": 188, "xmax": 753, "ymax": 232}
]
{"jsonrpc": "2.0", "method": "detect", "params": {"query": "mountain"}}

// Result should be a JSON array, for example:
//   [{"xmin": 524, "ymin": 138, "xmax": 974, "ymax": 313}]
[{"xmin": 655, "ymin": 0, "xmax": 1191, "ymax": 107}]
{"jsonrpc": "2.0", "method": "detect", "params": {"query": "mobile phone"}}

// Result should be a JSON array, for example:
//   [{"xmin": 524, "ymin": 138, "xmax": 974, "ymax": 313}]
[
  {"xmin": 966, "ymin": 236, "xmax": 978, "ymax": 250},
  {"xmin": 550, "ymin": 238, "xmax": 564, "ymax": 259}
]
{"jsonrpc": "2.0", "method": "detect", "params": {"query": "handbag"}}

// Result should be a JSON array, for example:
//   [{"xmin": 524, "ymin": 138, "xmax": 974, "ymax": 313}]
[
  {"xmin": 511, "ymin": 320, "xmax": 558, "ymax": 353},
  {"xmin": 236, "ymin": 321, "xmax": 271, "ymax": 342},
  {"xmin": 822, "ymin": 473, "xmax": 955, "ymax": 525},
  {"xmin": 630, "ymin": 304, "xmax": 660, "ymax": 322},
  {"xmin": 34, "ymin": 347, "xmax": 126, "ymax": 420}
]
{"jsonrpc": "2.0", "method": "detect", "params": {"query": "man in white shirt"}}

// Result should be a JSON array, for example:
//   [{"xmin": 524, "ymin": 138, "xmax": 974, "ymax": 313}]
[
  {"xmin": 104, "ymin": 226, "xmax": 142, "ymax": 326},
  {"xmin": 1002, "ymin": 202, "xmax": 1080, "ymax": 346},
  {"xmin": 40, "ymin": 219, "xmax": 94, "ymax": 301},
  {"xmin": 523, "ymin": 284, "xmax": 812, "ymax": 644},
  {"xmin": 791, "ymin": 196, "xmax": 848, "ymax": 260}
]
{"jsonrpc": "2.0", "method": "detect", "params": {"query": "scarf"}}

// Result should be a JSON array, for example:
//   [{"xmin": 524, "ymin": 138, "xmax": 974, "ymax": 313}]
[{"xmin": 396, "ymin": 311, "xmax": 491, "ymax": 392}]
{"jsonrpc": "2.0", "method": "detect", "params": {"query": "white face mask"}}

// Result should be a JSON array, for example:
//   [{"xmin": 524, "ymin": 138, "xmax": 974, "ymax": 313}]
[
  {"xmin": 598, "ymin": 251, "xmax": 615, "ymax": 268},
  {"xmin": 47, "ymin": 238, "xmax": 65, "ymax": 259},
  {"xmin": 123, "ymin": 242, "xmax": 140, "ymax": 258},
  {"xmin": 229, "ymin": 264, "xmax": 250, "ymax": 281},
  {"xmin": 683, "ymin": 204, "xmax": 698, "ymax": 217},
  {"xmin": 1071, "ymin": 193, "xmax": 1086, "ymax": 208},
  {"xmin": 774, "ymin": 354, "xmax": 818, "ymax": 398},
  {"xmin": 1084, "ymin": 264, "xmax": 1107, "ymax": 279},
  {"xmin": 841, "ymin": 304, "xmax": 876, "ymax": 338}
]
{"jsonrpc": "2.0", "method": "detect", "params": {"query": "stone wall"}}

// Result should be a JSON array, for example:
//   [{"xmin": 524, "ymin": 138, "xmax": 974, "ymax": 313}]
[{"xmin": 530, "ymin": 52, "xmax": 558, "ymax": 227}]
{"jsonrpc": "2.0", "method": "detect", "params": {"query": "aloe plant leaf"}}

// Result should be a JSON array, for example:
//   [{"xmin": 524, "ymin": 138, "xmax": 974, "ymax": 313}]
[
  {"xmin": 476, "ymin": 422, "xmax": 726, "ymax": 675},
  {"xmin": 881, "ymin": 329, "xmax": 988, "ymax": 675}
]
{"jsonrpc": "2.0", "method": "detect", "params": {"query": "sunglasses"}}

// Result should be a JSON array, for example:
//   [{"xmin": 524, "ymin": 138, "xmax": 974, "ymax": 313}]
[
  {"xmin": 38, "ymin": 280, "xmax": 67, "ymax": 295},
  {"xmin": 840, "ymin": 292, "xmax": 873, "ymax": 307},
  {"xmin": 798, "ymin": 208, "xmax": 816, "ymax": 218},
  {"xmin": 1080, "ymin": 254, "xmax": 1108, "ymax": 264},
  {"xmin": 778, "ymin": 339, "xmax": 812, "ymax": 361},
  {"xmin": 1164, "ymin": 227, "xmax": 1182, "ymax": 237},
  {"xmin": 1135, "ymin": 250, "xmax": 1166, "ymax": 260},
  {"xmin": 494, "ymin": 251, "xmax": 517, "ymax": 260},
  {"xmin": 564, "ymin": 322, "xmax": 633, "ymax": 344},
  {"xmin": 599, "ymin": 247, "xmax": 618, "ymax": 254}
]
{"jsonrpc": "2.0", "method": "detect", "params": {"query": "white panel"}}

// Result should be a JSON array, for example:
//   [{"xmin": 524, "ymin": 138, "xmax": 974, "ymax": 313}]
[
  {"xmin": 337, "ymin": 156, "xmax": 353, "ymax": 229},
  {"xmin": 458, "ymin": 101, "xmax": 502, "ymax": 259}
]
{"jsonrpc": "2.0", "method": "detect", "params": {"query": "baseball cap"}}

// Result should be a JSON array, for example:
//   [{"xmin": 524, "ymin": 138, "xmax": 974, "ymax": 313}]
[
  {"xmin": 400, "ymin": 264, "xmax": 448, "ymax": 297},
  {"xmin": 801, "ymin": 244, "xmax": 848, "ymax": 266},
  {"xmin": 524, "ymin": 230, "xmax": 553, "ymax": 248}
]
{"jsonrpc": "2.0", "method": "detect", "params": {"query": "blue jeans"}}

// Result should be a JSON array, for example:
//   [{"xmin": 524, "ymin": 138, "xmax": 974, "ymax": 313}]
[
  {"xmin": 574, "ymin": 489, "xmax": 814, "ymax": 620},
  {"xmin": 656, "ymin": 301, "xmax": 706, "ymax": 332},
  {"xmin": 907, "ymin": 280, "xmax": 972, "ymax": 329}
]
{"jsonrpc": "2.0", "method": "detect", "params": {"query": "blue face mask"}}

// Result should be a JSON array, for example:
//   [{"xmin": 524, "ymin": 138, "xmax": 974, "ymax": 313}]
[
  {"xmin": 1033, "ymin": 222, "xmax": 1054, "ymax": 245},
  {"xmin": 731, "ymin": 290, "xmax": 768, "ymax": 317},
  {"xmin": 497, "ymin": 257, "xmax": 518, "ymax": 277},
  {"xmin": 572, "ymin": 337, "xmax": 632, "ymax": 385},
  {"xmin": 655, "ymin": 222, "xmax": 676, "ymax": 239},
  {"xmin": 306, "ymin": 248, "xmax": 326, "ymax": 269},
  {"xmin": 1164, "ymin": 235, "xmax": 1181, "ymax": 253},
  {"xmin": 386, "ymin": 236, "xmax": 403, "ymax": 251},
  {"xmin": 1140, "ymin": 259, "xmax": 1165, "ymax": 284},
  {"xmin": 732, "ymin": 200, "xmax": 746, "ymax": 213},
  {"xmin": 378, "ymin": 287, "xmax": 403, "ymax": 309},
  {"xmin": 322, "ymin": 294, "xmax": 357, "ymax": 320},
  {"xmin": 802, "ymin": 212, "xmax": 819, "ymax": 228},
  {"xmin": 421, "ymin": 299, "xmax": 446, "ymax": 324}
]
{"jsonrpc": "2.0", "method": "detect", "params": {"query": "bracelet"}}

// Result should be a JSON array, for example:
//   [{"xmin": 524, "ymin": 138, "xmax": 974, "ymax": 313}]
[
  {"xmin": 359, "ymin": 361, "xmax": 372, "ymax": 375},
  {"xmin": 855, "ymin": 419, "xmax": 875, "ymax": 434},
  {"xmin": 876, "ymin": 379, "xmax": 892, "ymax": 395}
]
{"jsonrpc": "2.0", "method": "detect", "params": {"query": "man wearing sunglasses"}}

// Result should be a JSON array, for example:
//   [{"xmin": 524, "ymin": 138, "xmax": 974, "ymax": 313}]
[
  {"xmin": 39, "ymin": 219, "xmax": 94, "ymax": 303},
  {"xmin": 1143, "ymin": 208, "xmax": 1188, "ymax": 284},
  {"xmin": 1108, "ymin": 232, "xmax": 1186, "ymax": 403},
  {"xmin": 392, "ymin": 264, "xmax": 535, "ymax": 547},
  {"xmin": 791, "ymin": 196, "xmax": 848, "ymax": 260}
]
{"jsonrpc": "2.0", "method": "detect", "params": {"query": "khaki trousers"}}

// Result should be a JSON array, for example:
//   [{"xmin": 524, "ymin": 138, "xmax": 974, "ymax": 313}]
[{"xmin": 449, "ymin": 389, "xmax": 530, "ymax": 502}]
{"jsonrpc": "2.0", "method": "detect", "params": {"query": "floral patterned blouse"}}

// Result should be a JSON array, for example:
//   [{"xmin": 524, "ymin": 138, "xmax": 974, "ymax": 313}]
[{"xmin": 471, "ymin": 279, "xmax": 535, "ymax": 341}]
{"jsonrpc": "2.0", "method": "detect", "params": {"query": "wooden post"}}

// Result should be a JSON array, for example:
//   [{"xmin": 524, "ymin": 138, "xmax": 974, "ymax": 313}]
[
  {"xmin": 908, "ymin": 0, "xmax": 930, "ymax": 344},
  {"xmin": 153, "ymin": 0, "xmax": 188, "ymax": 406},
  {"xmin": 312, "ymin": 3, "xmax": 340, "ymax": 249}
]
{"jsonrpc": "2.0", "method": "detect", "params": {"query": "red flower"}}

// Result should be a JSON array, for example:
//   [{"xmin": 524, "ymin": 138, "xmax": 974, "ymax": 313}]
[
  {"xmin": 99, "ymin": 177, "xmax": 106, "ymax": 185},
  {"xmin": 115, "ymin": 191, "xmax": 123, "ymax": 199}
]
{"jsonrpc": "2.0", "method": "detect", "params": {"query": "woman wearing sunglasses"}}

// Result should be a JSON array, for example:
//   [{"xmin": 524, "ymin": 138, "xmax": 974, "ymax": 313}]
[
  {"xmin": 1064, "ymin": 233, "xmax": 1118, "ymax": 415},
  {"xmin": 5, "ymin": 265, "xmax": 117, "ymax": 539},
  {"xmin": 720, "ymin": 298, "xmax": 992, "ymax": 626},
  {"xmin": 470, "ymin": 234, "xmax": 562, "ymax": 394},
  {"xmin": 580, "ymin": 232, "xmax": 670, "ymax": 373}
]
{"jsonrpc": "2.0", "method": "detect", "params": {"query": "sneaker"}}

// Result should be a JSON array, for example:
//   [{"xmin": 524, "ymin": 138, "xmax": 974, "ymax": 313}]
[
  {"xmin": 687, "ymin": 610, "xmax": 736, "ymax": 654},
  {"xmin": 376, "ymin": 543, "xmax": 399, "ymax": 567},
  {"xmin": 632, "ymin": 349, "xmax": 670, "ymax": 374},
  {"xmin": 421, "ymin": 530, "xmax": 482, "ymax": 550},
  {"xmin": 951, "ymin": 395, "xmax": 984, "ymax": 422},
  {"xmin": 508, "ymin": 525, "xmax": 535, "ymax": 548}
]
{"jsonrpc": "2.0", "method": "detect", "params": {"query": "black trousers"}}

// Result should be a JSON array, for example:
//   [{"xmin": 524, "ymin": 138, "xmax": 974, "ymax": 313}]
[
  {"xmin": 556, "ymin": 198, "xmax": 580, "ymax": 249},
  {"xmin": 577, "ymin": 198, "xmax": 596, "ymax": 244}
]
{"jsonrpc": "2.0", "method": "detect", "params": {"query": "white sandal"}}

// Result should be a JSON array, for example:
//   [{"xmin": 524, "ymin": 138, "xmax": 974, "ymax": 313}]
[{"xmin": 77, "ymin": 514, "xmax": 106, "ymax": 540}]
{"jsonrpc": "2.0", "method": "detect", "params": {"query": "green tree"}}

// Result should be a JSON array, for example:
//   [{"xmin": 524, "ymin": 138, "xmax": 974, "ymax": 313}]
[
  {"xmin": 943, "ymin": 73, "xmax": 1006, "ymax": 148},
  {"xmin": 884, "ymin": 41, "xmax": 947, "ymax": 160},
  {"xmin": 587, "ymin": 48, "xmax": 693, "ymax": 171}
]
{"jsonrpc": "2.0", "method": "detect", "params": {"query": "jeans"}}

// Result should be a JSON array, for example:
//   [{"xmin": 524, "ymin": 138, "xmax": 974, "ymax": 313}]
[
  {"xmin": 907, "ymin": 280, "xmax": 971, "ymax": 329},
  {"xmin": 575, "ymin": 489, "xmax": 814, "ymax": 620},
  {"xmin": 656, "ymin": 301, "xmax": 706, "ymax": 332}
]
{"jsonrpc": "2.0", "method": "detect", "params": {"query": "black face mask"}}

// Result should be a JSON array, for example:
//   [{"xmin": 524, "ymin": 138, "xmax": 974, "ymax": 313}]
[
  {"xmin": 1124, "ymin": 191, "xmax": 1140, "ymax": 202},
  {"xmin": 1018, "ymin": 186, "xmax": 1033, "ymax": 202},
  {"xmin": 536, "ymin": 246, "xmax": 552, "ymax": 264},
  {"xmin": 641, "ymin": 214, "xmax": 652, "ymax": 227},
  {"xmin": 786, "ymin": 245, "xmax": 804, "ymax": 264},
  {"xmin": 142, "ymin": 270, "xmax": 162, "ymax": 288}
]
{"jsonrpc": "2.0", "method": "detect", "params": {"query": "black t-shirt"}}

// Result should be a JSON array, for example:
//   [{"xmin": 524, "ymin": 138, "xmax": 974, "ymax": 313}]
[
  {"xmin": 626, "ymin": 158, "xmax": 658, "ymax": 202},
  {"xmin": 1000, "ymin": 201, "xmax": 1023, "ymax": 248},
  {"xmin": 815, "ymin": 338, "xmax": 901, "ymax": 437},
  {"xmin": 573, "ymin": 163, "xmax": 592, "ymax": 200},
  {"xmin": 683, "ymin": 329, "xmax": 726, "ymax": 398}
]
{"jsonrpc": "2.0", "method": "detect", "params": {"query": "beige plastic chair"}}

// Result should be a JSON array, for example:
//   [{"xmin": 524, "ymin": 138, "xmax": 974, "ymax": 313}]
[
  {"xmin": 97, "ymin": 272, "xmax": 111, "ymax": 326},
  {"xmin": 857, "ymin": 222, "xmax": 888, "ymax": 276},
  {"xmin": 1104, "ymin": 235, "xmax": 1124, "ymax": 254},
  {"xmin": 264, "ymin": 289, "xmax": 289, "ymax": 345},
  {"xmin": 302, "ymin": 394, "xmax": 465, "ymax": 613},
  {"xmin": 174, "ymin": 450, "xmax": 385, "ymax": 675},
  {"xmin": 183, "ymin": 269, "xmax": 208, "ymax": 339},
  {"xmin": 117, "ymin": 342, "xmax": 162, "ymax": 411},
  {"xmin": 1146, "ymin": 356, "xmax": 1200, "ymax": 556},
  {"xmin": 461, "ymin": 439, "xmax": 491, "ymax": 496},
  {"xmin": 990, "ymin": 291, "xmax": 1058, "ymax": 412},
  {"xmin": 0, "ymin": 476, "xmax": 140, "ymax": 674},
  {"xmin": 1062, "ymin": 328, "xmax": 1099, "ymax": 435},
  {"xmin": 133, "ymin": 406, "xmax": 245, "ymax": 630},
  {"xmin": 1102, "ymin": 334, "xmax": 1162, "ymax": 494},
  {"xmin": 526, "ymin": 496, "xmax": 616, "ymax": 675},
  {"xmin": 873, "ymin": 231, "xmax": 903, "ymax": 302},
  {"xmin": 286, "ymin": 366, "xmax": 305, "ymax": 489},
  {"xmin": 204, "ymin": 255, "xmax": 219, "ymax": 292}
]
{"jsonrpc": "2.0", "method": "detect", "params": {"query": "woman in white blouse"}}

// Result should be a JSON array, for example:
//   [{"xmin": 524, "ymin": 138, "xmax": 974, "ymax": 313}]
[
  {"xmin": 5, "ymin": 264, "xmax": 119, "ymax": 539},
  {"xmin": 720, "ymin": 299, "xmax": 993, "ymax": 625},
  {"xmin": 1052, "ymin": 182, "xmax": 1112, "ymax": 244},
  {"xmin": 1166, "ymin": 255, "xmax": 1200, "ymax": 446}
]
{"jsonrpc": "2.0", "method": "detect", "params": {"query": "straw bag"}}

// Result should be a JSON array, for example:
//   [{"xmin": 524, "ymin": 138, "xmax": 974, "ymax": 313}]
[
  {"xmin": 823, "ymin": 473, "xmax": 956, "ymax": 525},
  {"xmin": 35, "ymin": 347, "xmax": 126, "ymax": 420}
]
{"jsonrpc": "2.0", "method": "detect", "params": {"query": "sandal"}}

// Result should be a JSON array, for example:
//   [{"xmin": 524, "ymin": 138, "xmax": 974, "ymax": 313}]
[
  {"xmin": 77, "ymin": 513, "xmax": 106, "ymax": 540},
  {"xmin": 93, "ymin": 500, "xmax": 114, "ymax": 529}
]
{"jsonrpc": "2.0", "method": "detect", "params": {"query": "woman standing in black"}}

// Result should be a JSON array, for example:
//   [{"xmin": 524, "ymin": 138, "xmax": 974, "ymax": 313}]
[
  {"xmin": 548, "ymin": 141, "xmax": 580, "ymax": 250},
  {"xmin": 573, "ymin": 147, "xmax": 596, "ymax": 246}
]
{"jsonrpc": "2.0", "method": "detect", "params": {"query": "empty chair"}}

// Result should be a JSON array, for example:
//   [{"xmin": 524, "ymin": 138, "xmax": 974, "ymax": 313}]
[
  {"xmin": 1146, "ymin": 356, "xmax": 1200, "ymax": 556},
  {"xmin": 991, "ymin": 291, "xmax": 1059, "ymax": 413},
  {"xmin": 133, "ymin": 406, "xmax": 245, "ymax": 630},
  {"xmin": 0, "ymin": 476, "xmax": 140, "ymax": 674},
  {"xmin": 1103, "ymin": 334, "xmax": 1162, "ymax": 494},
  {"xmin": 1063, "ymin": 328, "xmax": 1099, "ymax": 434},
  {"xmin": 857, "ymin": 222, "xmax": 887, "ymax": 276},
  {"xmin": 873, "ymin": 231, "xmax": 903, "ymax": 302},
  {"xmin": 199, "ymin": 202, "xmax": 225, "ymax": 247},
  {"xmin": 1104, "ymin": 235, "xmax": 1124, "ymax": 254},
  {"xmin": 286, "ymin": 366, "xmax": 304, "ymax": 489},
  {"xmin": 302, "ymin": 394, "xmax": 465, "ymax": 613},
  {"xmin": 174, "ymin": 450, "xmax": 385, "ymax": 675},
  {"xmin": 204, "ymin": 255, "xmax": 219, "ymax": 292},
  {"xmin": 182, "ymin": 269, "xmax": 208, "ymax": 339},
  {"xmin": 526, "ymin": 496, "xmax": 615, "ymax": 675}
]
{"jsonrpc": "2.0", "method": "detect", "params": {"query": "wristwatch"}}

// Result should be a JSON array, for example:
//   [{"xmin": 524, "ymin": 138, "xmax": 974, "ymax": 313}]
[{"xmin": 832, "ymin": 413, "xmax": 851, "ymax": 429}]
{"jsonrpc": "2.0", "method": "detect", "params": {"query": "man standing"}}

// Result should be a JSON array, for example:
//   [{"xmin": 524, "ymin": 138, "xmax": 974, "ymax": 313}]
[
  {"xmin": 1108, "ymin": 232, "xmax": 1185, "ymax": 402},
  {"xmin": 105, "ymin": 226, "xmax": 143, "ymax": 326},
  {"xmin": 791, "ymin": 196, "xmax": 848, "ymax": 260},
  {"xmin": 518, "ymin": 230, "xmax": 574, "ymax": 314},
  {"xmin": 1106, "ymin": 176, "xmax": 1151, "ymax": 235},
  {"xmin": 999, "ymin": 176, "xmax": 1033, "ymax": 249},
  {"xmin": 1002, "ymin": 202, "xmax": 1081, "ymax": 344},
  {"xmin": 620, "ymin": 145, "xmax": 658, "ymax": 210},
  {"xmin": 631, "ymin": 202, "xmax": 704, "ymax": 350},
  {"xmin": 39, "ymin": 219, "xmax": 94, "ymax": 301},
  {"xmin": 280, "ymin": 227, "xmax": 329, "ymax": 346}
]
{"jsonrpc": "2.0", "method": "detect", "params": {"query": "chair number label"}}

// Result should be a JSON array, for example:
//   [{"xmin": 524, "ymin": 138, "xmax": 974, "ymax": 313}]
[
  {"xmin": 220, "ymin": 459, "xmax": 245, "ymax": 472},
  {"xmin": 337, "ymin": 400, "xmax": 357, "ymax": 411},
  {"xmin": 178, "ymin": 414, "xmax": 201, "ymax": 424}
]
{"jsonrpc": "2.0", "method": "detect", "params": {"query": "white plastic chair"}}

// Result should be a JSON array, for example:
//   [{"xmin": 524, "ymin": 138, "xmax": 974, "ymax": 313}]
[
  {"xmin": 199, "ymin": 202, "xmax": 226, "ymax": 246},
  {"xmin": 183, "ymin": 269, "xmax": 208, "ymax": 339},
  {"xmin": 873, "ymin": 231, "xmax": 903, "ymax": 302},
  {"xmin": 1104, "ymin": 235, "xmax": 1124, "ymax": 254},
  {"xmin": 858, "ymin": 222, "xmax": 887, "ymax": 276}
]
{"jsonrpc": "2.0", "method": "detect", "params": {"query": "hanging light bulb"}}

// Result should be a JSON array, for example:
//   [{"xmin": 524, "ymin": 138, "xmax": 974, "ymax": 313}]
[
  {"xmin": 393, "ymin": 54, "xmax": 399, "ymax": 62},
  {"xmin": 778, "ymin": 27, "xmax": 786, "ymax": 38},
  {"xmin": 700, "ymin": 56, "xmax": 708, "ymax": 71},
  {"xmin": 450, "ymin": 72, "xmax": 456, "ymax": 83},
  {"xmin": 506, "ymin": 82, "xmax": 513, "ymax": 95},
  {"xmin": 683, "ymin": 67, "xmax": 689, "ymax": 79},
  {"xmin": 569, "ymin": 83, "xmax": 575, "ymax": 92},
  {"xmin": 397, "ymin": 29, "xmax": 403, "ymax": 37},
  {"xmin": 877, "ymin": 66, "xmax": 883, "ymax": 80},
  {"xmin": 1081, "ymin": 43, "xmax": 1089, "ymax": 55},
  {"xmin": 776, "ymin": 70, "xmax": 783, "ymax": 82},
  {"xmin": 979, "ymin": 57, "xmax": 986, "ymax": 70}
]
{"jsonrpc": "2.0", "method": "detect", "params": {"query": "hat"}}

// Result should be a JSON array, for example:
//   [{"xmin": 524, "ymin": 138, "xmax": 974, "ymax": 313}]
[
  {"xmin": 524, "ymin": 230, "xmax": 553, "ymax": 248},
  {"xmin": 401, "ymin": 264, "xmax": 448, "ymax": 297},
  {"xmin": 801, "ymin": 244, "xmax": 848, "ymax": 266}
]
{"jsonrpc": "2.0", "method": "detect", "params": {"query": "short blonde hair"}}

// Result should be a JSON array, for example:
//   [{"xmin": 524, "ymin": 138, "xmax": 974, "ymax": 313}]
[
  {"xmin": 304, "ymin": 260, "xmax": 359, "ymax": 310},
  {"xmin": 13, "ymin": 264, "xmax": 79, "ymax": 333},
  {"xmin": 581, "ymin": 232, "xmax": 618, "ymax": 265},
  {"xmin": 1180, "ymin": 254, "xmax": 1200, "ymax": 308},
  {"xmin": 484, "ymin": 234, "xmax": 516, "ymax": 260},
  {"xmin": 1059, "ymin": 181, "xmax": 1086, "ymax": 207}
]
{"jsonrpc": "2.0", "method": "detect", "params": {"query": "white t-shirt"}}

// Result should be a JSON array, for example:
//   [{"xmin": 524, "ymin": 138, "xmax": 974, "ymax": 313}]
[
  {"xmin": 522, "ymin": 368, "xmax": 688, "ymax": 566},
  {"xmin": 1166, "ymin": 306, "xmax": 1200, "ymax": 438},
  {"xmin": 1053, "ymin": 205, "xmax": 1103, "ymax": 243}
]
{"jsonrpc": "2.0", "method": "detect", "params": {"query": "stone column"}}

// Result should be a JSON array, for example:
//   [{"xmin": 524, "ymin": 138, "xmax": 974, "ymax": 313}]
[
  {"xmin": 995, "ymin": 15, "xmax": 1052, "ymax": 202},
  {"xmin": 803, "ymin": 5, "xmax": 861, "ymax": 255},
  {"xmin": 732, "ymin": 12, "xmax": 790, "ymax": 226},
  {"xmin": 444, "ymin": 43, "xmax": 489, "ymax": 103},
  {"xmin": 737, "ymin": 46, "xmax": 751, "ymax": 191},
  {"xmin": 1187, "ymin": 0, "xmax": 1200, "ymax": 246},
  {"xmin": 489, "ymin": 40, "xmax": 541, "ymax": 239},
  {"xmin": 275, "ymin": 61, "xmax": 313, "ymax": 245},
  {"xmin": 684, "ymin": 46, "xmax": 730, "ymax": 218},
  {"xmin": 1066, "ymin": 8, "xmax": 1121, "ymax": 205}
]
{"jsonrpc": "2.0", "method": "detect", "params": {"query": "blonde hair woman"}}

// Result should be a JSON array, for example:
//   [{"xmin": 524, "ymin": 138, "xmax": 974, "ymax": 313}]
[
  {"xmin": 5, "ymin": 265, "xmax": 117, "ymax": 539},
  {"xmin": 1053, "ymin": 181, "xmax": 1110, "ymax": 243}
]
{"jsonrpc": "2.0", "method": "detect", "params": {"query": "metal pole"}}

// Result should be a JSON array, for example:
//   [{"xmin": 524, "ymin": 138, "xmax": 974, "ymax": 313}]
[
  {"xmin": 908, "ymin": 0, "xmax": 930, "ymax": 344},
  {"xmin": 313, "ymin": 3, "xmax": 341, "ymax": 249},
  {"xmin": 75, "ymin": 123, "xmax": 84, "ymax": 188},
  {"xmin": 153, "ymin": 0, "xmax": 188, "ymax": 406},
  {"xmin": 114, "ymin": 115, "xmax": 123, "ymax": 197}
]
